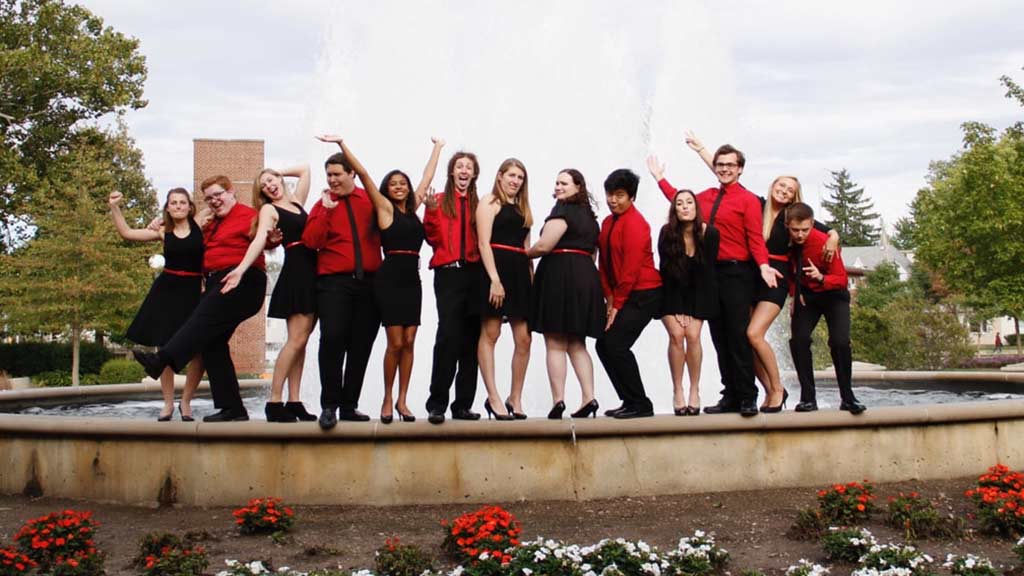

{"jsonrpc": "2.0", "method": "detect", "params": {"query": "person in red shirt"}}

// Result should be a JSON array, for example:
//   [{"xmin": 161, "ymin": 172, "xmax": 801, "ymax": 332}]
[
  {"xmin": 786, "ymin": 203, "xmax": 865, "ymax": 414},
  {"xmin": 423, "ymin": 152, "xmax": 483, "ymax": 424},
  {"xmin": 133, "ymin": 175, "xmax": 267, "ymax": 422},
  {"xmin": 302, "ymin": 139, "xmax": 383, "ymax": 429},
  {"xmin": 597, "ymin": 169, "xmax": 663, "ymax": 419},
  {"xmin": 655, "ymin": 144, "xmax": 780, "ymax": 417}
]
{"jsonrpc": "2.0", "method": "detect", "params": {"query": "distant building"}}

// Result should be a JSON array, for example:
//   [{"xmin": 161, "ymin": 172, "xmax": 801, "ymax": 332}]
[{"xmin": 840, "ymin": 228, "xmax": 912, "ymax": 291}]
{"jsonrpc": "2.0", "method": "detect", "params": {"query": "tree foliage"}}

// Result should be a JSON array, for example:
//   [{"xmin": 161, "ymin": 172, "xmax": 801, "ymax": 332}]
[
  {"xmin": 0, "ymin": 0, "xmax": 148, "ymax": 250},
  {"xmin": 821, "ymin": 168, "xmax": 880, "ymax": 247}
]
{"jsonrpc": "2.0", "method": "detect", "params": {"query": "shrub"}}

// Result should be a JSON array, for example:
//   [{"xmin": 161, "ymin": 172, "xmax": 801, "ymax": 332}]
[
  {"xmin": 785, "ymin": 559, "xmax": 830, "ymax": 576},
  {"xmin": 942, "ymin": 554, "xmax": 999, "ymax": 576},
  {"xmin": 852, "ymin": 544, "xmax": 933, "ymax": 576},
  {"xmin": 98, "ymin": 358, "xmax": 145, "ymax": 384},
  {"xmin": 374, "ymin": 537, "xmax": 432, "ymax": 576},
  {"xmin": 959, "ymin": 354, "xmax": 1024, "ymax": 369},
  {"xmin": 816, "ymin": 481, "xmax": 876, "ymax": 525},
  {"xmin": 441, "ymin": 505, "xmax": 521, "ymax": 565},
  {"xmin": 31, "ymin": 371, "xmax": 100, "ymax": 387},
  {"xmin": 885, "ymin": 492, "xmax": 942, "ymax": 540},
  {"xmin": 0, "ymin": 547, "xmax": 36, "ymax": 576},
  {"xmin": 13, "ymin": 509, "xmax": 104, "ymax": 574},
  {"xmin": 0, "ymin": 342, "xmax": 112, "ymax": 377},
  {"xmin": 664, "ymin": 530, "xmax": 730, "ymax": 576},
  {"xmin": 820, "ymin": 527, "xmax": 876, "ymax": 563},
  {"xmin": 232, "ymin": 497, "xmax": 295, "ymax": 536},
  {"xmin": 789, "ymin": 507, "xmax": 826, "ymax": 540},
  {"xmin": 505, "ymin": 538, "xmax": 584, "ymax": 576},
  {"xmin": 131, "ymin": 532, "xmax": 208, "ymax": 576},
  {"xmin": 964, "ymin": 464, "xmax": 1024, "ymax": 537}
]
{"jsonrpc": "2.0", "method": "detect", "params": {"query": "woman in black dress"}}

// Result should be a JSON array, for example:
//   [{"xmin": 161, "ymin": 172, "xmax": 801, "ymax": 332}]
[
  {"xmin": 222, "ymin": 164, "xmax": 316, "ymax": 422},
  {"xmin": 527, "ymin": 169, "xmax": 605, "ymax": 419},
  {"xmin": 476, "ymin": 158, "xmax": 533, "ymax": 420},
  {"xmin": 316, "ymin": 135, "xmax": 445, "ymax": 423},
  {"xmin": 657, "ymin": 189, "xmax": 719, "ymax": 415},
  {"xmin": 110, "ymin": 188, "xmax": 205, "ymax": 421}
]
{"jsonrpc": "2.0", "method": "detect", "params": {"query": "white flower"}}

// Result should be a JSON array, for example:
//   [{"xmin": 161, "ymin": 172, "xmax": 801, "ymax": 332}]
[
  {"xmin": 479, "ymin": 551, "xmax": 490, "ymax": 560},
  {"xmin": 522, "ymin": 569, "xmax": 533, "ymax": 576}
]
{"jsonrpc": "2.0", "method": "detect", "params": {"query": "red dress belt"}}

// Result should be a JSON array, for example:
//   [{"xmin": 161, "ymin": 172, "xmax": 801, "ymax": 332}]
[
  {"xmin": 491, "ymin": 243, "xmax": 526, "ymax": 254},
  {"xmin": 385, "ymin": 250, "xmax": 420, "ymax": 256},
  {"xmin": 163, "ymin": 268, "xmax": 202, "ymax": 277},
  {"xmin": 768, "ymin": 254, "xmax": 789, "ymax": 263},
  {"xmin": 551, "ymin": 248, "xmax": 592, "ymax": 256}
]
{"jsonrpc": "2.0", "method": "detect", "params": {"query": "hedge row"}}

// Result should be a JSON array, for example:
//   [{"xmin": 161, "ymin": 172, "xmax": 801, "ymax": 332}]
[{"xmin": 0, "ymin": 342, "xmax": 114, "ymax": 377}]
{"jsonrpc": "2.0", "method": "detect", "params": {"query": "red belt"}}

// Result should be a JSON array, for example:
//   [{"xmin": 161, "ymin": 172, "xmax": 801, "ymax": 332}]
[
  {"xmin": 285, "ymin": 241, "xmax": 304, "ymax": 249},
  {"xmin": 551, "ymin": 248, "xmax": 592, "ymax": 256},
  {"xmin": 385, "ymin": 250, "xmax": 420, "ymax": 256},
  {"xmin": 768, "ymin": 254, "xmax": 789, "ymax": 263},
  {"xmin": 491, "ymin": 243, "xmax": 526, "ymax": 254},
  {"xmin": 163, "ymin": 268, "xmax": 202, "ymax": 277}
]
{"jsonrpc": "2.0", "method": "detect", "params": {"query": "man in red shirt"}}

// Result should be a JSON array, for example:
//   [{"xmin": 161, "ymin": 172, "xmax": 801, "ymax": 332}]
[
  {"xmin": 303, "ymin": 149, "xmax": 383, "ymax": 429},
  {"xmin": 786, "ymin": 203, "xmax": 865, "ymax": 414},
  {"xmin": 596, "ymin": 169, "xmax": 663, "ymax": 418},
  {"xmin": 134, "ymin": 175, "xmax": 267, "ymax": 422}
]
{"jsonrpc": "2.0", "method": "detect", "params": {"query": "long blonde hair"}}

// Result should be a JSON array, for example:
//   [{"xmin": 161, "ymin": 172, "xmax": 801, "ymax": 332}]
[
  {"xmin": 489, "ymin": 158, "xmax": 533, "ymax": 227},
  {"xmin": 763, "ymin": 175, "xmax": 803, "ymax": 239}
]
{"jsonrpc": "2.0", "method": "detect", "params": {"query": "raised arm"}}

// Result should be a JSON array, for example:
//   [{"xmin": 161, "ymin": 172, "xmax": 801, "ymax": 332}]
[
  {"xmin": 476, "ymin": 196, "xmax": 504, "ymax": 308},
  {"xmin": 108, "ymin": 192, "xmax": 161, "ymax": 242},
  {"xmin": 413, "ymin": 137, "xmax": 445, "ymax": 211},
  {"xmin": 685, "ymin": 130, "xmax": 714, "ymax": 172},
  {"xmin": 315, "ymin": 134, "xmax": 393, "ymax": 226},
  {"xmin": 220, "ymin": 204, "xmax": 278, "ymax": 293},
  {"xmin": 280, "ymin": 164, "xmax": 312, "ymax": 207}
]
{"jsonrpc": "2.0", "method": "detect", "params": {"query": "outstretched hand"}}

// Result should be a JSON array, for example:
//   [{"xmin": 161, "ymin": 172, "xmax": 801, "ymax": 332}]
[
  {"xmin": 760, "ymin": 263, "xmax": 783, "ymax": 289},
  {"xmin": 421, "ymin": 186, "xmax": 438, "ymax": 209},
  {"xmin": 315, "ymin": 134, "xmax": 344, "ymax": 145},
  {"xmin": 685, "ymin": 130, "xmax": 705, "ymax": 152},
  {"xmin": 220, "ymin": 267, "xmax": 243, "ymax": 294},
  {"xmin": 645, "ymin": 155, "xmax": 665, "ymax": 180}
]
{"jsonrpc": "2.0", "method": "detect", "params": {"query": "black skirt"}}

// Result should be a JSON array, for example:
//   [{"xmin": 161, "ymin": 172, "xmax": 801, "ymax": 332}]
[
  {"xmin": 268, "ymin": 245, "xmax": 318, "ymax": 318},
  {"xmin": 374, "ymin": 255, "xmax": 422, "ymax": 327},
  {"xmin": 481, "ymin": 249, "xmax": 531, "ymax": 321},
  {"xmin": 126, "ymin": 273, "xmax": 202, "ymax": 346},
  {"xmin": 530, "ymin": 252, "xmax": 605, "ymax": 338},
  {"xmin": 753, "ymin": 260, "xmax": 789, "ymax": 307}
]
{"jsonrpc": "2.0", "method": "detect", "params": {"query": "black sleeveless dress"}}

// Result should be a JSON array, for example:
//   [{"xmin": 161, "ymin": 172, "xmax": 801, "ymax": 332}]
[
  {"xmin": 126, "ymin": 218, "xmax": 204, "ymax": 346},
  {"xmin": 481, "ymin": 203, "xmax": 531, "ymax": 320},
  {"xmin": 268, "ymin": 202, "xmax": 317, "ymax": 318},
  {"xmin": 375, "ymin": 208, "xmax": 425, "ymax": 327},
  {"xmin": 530, "ymin": 201, "xmax": 605, "ymax": 338},
  {"xmin": 658, "ymin": 225, "xmax": 720, "ymax": 319}
]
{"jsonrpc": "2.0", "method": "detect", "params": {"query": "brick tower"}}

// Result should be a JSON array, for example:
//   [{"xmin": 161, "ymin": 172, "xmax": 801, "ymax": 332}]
[{"xmin": 193, "ymin": 139, "xmax": 267, "ymax": 376}]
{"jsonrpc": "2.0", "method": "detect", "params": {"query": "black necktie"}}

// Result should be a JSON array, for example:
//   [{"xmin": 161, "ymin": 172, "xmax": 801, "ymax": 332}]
[
  {"xmin": 458, "ymin": 195, "xmax": 467, "ymax": 263},
  {"xmin": 708, "ymin": 186, "xmax": 726, "ymax": 227},
  {"xmin": 605, "ymin": 214, "xmax": 620, "ymax": 287},
  {"xmin": 791, "ymin": 243, "xmax": 804, "ymax": 311},
  {"xmin": 343, "ymin": 196, "xmax": 364, "ymax": 280}
]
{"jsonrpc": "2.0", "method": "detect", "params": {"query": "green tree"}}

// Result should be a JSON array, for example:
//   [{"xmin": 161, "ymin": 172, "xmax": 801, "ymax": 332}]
[
  {"xmin": 891, "ymin": 216, "xmax": 916, "ymax": 250},
  {"xmin": 821, "ymin": 168, "xmax": 880, "ymax": 246},
  {"xmin": 1, "ymin": 0, "xmax": 148, "ymax": 250},
  {"xmin": 0, "ymin": 125, "xmax": 156, "ymax": 385}
]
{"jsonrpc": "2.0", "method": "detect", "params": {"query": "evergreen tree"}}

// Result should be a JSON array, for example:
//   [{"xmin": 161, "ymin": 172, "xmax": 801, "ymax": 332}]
[{"xmin": 821, "ymin": 168, "xmax": 880, "ymax": 246}]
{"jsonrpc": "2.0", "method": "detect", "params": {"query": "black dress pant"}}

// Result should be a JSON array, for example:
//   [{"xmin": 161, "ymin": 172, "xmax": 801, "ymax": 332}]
[
  {"xmin": 159, "ymin": 268, "xmax": 267, "ymax": 413},
  {"xmin": 708, "ymin": 261, "xmax": 757, "ymax": 407},
  {"xmin": 596, "ymin": 287, "xmax": 662, "ymax": 411},
  {"xmin": 317, "ymin": 273, "xmax": 381, "ymax": 411},
  {"xmin": 426, "ymin": 265, "xmax": 481, "ymax": 414},
  {"xmin": 789, "ymin": 289, "xmax": 857, "ymax": 404}
]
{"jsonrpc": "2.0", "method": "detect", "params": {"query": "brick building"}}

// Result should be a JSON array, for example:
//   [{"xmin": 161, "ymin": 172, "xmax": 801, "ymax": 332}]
[{"xmin": 193, "ymin": 139, "xmax": 266, "ymax": 376}]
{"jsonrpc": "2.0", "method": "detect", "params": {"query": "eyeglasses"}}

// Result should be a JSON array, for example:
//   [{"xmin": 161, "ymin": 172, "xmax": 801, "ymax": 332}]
[
  {"xmin": 204, "ymin": 189, "xmax": 227, "ymax": 201},
  {"xmin": 714, "ymin": 162, "xmax": 739, "ymax": 169}
]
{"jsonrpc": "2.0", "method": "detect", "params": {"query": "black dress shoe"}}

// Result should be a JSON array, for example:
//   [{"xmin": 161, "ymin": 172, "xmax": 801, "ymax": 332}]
[
  {"xmin": 839, "ymin": 401, "xmax": 867, "ymax": 415},
  {"xmin": 794, "ymin": 401, "xmax": 819, "ymax": 412},
  {"xmin": 703, "ymin": 402, "xmax": 739, "ymax": 415},
  {"xmin": 571, "ymin": 399, "xmax": 599, "ymax": 419},
  {"xmin": 338, "ymin": 409, "xmax": 371, "ymax": 422},
  {"xmin": 203, "ymin": 409, "xmax": 249, "ymax": 423},
  {"xmin": 739, "ymin": 401, "xmax": 759, "ymax": 417},
  {"xmin": 265, "ymin": 402, "xmax": 298, "ymax": 423},
  {"xmin": 427, "ymin": 411, "xmax": 445, "ymax": 425},
  {"xmin": 604, "ymin": 404, "xmax": 626, "ymax": 417},
  {"xmin": 547, "ymin": 401, "xmax": 566, "ymax": 420},
  {"xmin": 613, "ymin": 407, "xmax": 654, "ymax": 419},
  {"xmin": 132, "ymin": 349, "xmax": 165, "ymax": 380},
  {"xmin": 286, "ymin": 402, "xmax": 318, "ymax": 422},
  {"xmin": 451, "ymin": 409, "xmax": 481, "ymax": 421},
  {"xmin": 318, "ymin": 408, "xmax": 338, "ymax": 430}
]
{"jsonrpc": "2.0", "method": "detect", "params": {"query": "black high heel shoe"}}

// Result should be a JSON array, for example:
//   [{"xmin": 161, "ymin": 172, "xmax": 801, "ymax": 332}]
[
  {"xmin": 571, "ymin": 399, "xmax": 599, "ymax": 419},
  {"xmin": 505, "ymin": 400, "xmax": 527, "ymax": 420},
  {"xmin": 396, "ymin": 404, "xmax": 416, "ymax": 422},
  {"xmin": 485, "ymin": 400, "xmax": 514, "ymax": 421},
  {"xmin": 760, "ymin": 389, "xmax": 790, "ymax": 413},
  {"xmin": 178, "ymin": 403, "xmax": 194, "ymax": 422},
  {"xmin": 547, "ymin": 401, "xmax": 566, "ymax": 420},
  {"xmin": 380, "ymin": 412, "xmax": 394, "ymax": 424}
]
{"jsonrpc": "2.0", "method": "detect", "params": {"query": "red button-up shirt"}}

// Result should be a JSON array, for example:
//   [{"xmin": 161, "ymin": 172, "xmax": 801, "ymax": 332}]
[
  {"xmin": 598, "ymin": 204, "xmax": 662, "ymax": 309},
  {"xmin": 423, "ymin": 192, "xmax": 480, "ymax": 269},
  {"xmin": 790, "ymin": 227, "xmax": 848, "ymax": 294},
  {"xmin": 203, "ymin": 202, "xmax": 264, "ymax": 273},
  {"xmin": 659, "ymin": 178, "xmax": 768, "ymax": 266},
  {"xmin": 302, "ymin": 187, "xmax": 382, "ymax": 275}
]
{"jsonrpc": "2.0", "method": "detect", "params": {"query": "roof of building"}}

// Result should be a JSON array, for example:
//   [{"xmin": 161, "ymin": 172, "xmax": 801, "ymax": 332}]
[{"xmin": 843, "ymin": 244, "xmax": 913, "ymax": 273}]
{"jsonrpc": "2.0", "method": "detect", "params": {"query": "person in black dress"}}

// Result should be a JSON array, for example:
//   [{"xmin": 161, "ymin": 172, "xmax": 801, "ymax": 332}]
[
  {"xmin": 317, "ymin": 135, "xmax": 445, "ymax": 423},
  {"xmin": 222, "ymin": 165, "xmax": 317, "ymax": 423},
  {"xmin": 656, "ymin": 188, "xmax": 719, "ymax": 415},
  {"xmin": 476, "ymin": 158, "xmax": 533, "ymax": 420},
  {"xmin": 110, "ymin": 188, "xmax": 205, "ymax": 421},
  {"xmin": 526, "ymin": 169, "xmax": 605, "ymax": 419}
]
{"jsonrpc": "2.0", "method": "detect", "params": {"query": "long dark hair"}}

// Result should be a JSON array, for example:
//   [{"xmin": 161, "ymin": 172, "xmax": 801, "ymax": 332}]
[
  {"xmin": 558, "ymin": 168, "xmax": 597, "ymax": 220},
  {"xmin": 162, "ymin": 187, "xmax": 196, "ymax": 233},
  {"xmin": 658, "ymin": 189, "xmax": 704, "ymax": 281},
  {"xmin": 441, "ymin": 151, "xmax": 479, "ymax": 224},
  {"xmin": 379, "ymin": 169, "xmax": 417, "ymax": 215}
]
